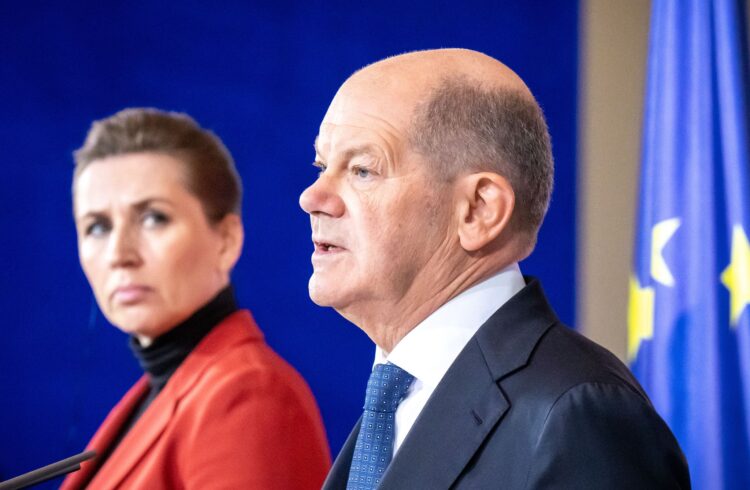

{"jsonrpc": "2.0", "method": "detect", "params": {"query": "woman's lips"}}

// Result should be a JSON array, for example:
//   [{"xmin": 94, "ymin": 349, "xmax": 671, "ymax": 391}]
[{"xmin": 112, "ymin": 285, "xmax": 152, "ymax": 305}]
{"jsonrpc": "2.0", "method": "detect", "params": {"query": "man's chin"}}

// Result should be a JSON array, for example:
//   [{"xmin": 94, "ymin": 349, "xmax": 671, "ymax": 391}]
[
  {"xmin": 308, "ymin": 287, "xmax": 334, "ymax": 307},
  {"xmin": 308, "ymin": 277, "xmax": 344, "ymax": 308}
]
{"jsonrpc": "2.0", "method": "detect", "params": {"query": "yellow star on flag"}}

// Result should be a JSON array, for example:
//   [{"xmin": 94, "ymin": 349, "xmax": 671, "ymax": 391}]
[
  {"xmin": 628, "ymin": 275, "xmax": 655, "ymax": 360},
  {"xmin": 720, "ymin": 225, "xmax": 750, "ymax": 327}
]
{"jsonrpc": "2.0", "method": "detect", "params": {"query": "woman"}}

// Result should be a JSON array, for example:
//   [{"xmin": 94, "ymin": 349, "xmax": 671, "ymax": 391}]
[{"xmin": 61, "ymin": 108, "xmax": 330, "ymax": 489}]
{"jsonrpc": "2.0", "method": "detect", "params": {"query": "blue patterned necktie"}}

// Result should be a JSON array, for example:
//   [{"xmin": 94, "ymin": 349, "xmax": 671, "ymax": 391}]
[{"xmin": 347, "ymin": 362, "xmax": 415, "ymax": 490}]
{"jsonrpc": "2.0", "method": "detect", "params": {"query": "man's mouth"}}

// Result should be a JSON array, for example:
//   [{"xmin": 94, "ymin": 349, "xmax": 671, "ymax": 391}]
[{"xmin": 314, "ymin": 241, "xmax": 344, "ymax": 253}]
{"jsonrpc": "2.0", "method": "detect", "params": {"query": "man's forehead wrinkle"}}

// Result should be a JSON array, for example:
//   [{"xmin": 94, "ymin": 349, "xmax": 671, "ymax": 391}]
[
  {"xmin": 316, "ymin": 122, "xmax": 399, "ymax": 169},
  {"xmin": 332, "ymin": 138, "xmax": 393, "ymax": 165},
  {"xmin": 321, "ymin": 113, "xmax": 403, "ymax": 137},
  {"xmin": 319, "ymin": 137, "xmax": 384, "ymax": 161},
  {"xmin": 323, "ymin": 87, "xmax": 410, "ymax": 141},
  {"xmin": 319, "ymin": 120, "xmax": 402, "ymax": 147},
  {"xmin": 356, "ymin": 109, "xmax": 404, "ymax": 135}
]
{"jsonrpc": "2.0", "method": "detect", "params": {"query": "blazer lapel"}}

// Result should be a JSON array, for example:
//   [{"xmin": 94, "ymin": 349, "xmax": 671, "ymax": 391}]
[
  {"xmin": 89, "ymin": 310, "xmax": 263, "ymax": 488},
  {"xmin": 61, "ymin": 377, "xmax": 149, "ymax": 490},
  {"xmin": 379, "ymin": 278, "xmax": 557, "ymax": 489},
  {"xmin": 92, "ymin": 379, "xmax": 177, "ymax": 488},
  {"xmin": 322, "ymin": 418, "xmax": 361, "ymax": 490}
]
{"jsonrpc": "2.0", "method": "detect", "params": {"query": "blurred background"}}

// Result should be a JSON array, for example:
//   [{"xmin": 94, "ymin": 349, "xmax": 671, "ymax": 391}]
[{"xmin": 0, "ymin": 0, "xmax": 696, "ymax": 486}]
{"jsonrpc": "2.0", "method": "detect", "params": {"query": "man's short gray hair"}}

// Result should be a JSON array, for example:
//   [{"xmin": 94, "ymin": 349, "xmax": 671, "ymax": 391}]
[{"xmin": 409, "ymin": 76, "xmax": 554, "ymax": 251}]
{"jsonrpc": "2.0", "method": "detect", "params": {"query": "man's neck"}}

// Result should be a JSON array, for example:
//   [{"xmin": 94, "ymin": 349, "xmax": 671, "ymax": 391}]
[{"xmin": 342, "ymin": 260, "xmax": 513, "ymax": 352}]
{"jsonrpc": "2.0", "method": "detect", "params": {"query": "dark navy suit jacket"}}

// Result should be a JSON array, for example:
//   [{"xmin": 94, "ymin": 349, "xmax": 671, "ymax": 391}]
[{"xmin": 323, "ymin": 278, "xmax": 690, "ymax": 489}]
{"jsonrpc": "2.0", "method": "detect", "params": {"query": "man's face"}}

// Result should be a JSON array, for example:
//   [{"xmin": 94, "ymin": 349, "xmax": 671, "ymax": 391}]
[{"xmin": 299, "ymin": 78, "xmax": 456, "ymax": 318}]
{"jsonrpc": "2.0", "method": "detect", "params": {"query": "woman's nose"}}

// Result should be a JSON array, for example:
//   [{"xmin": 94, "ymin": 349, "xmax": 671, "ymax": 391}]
[{"xmin": 107, "ymin": 225, "xmax": 141, "ymax": 268}]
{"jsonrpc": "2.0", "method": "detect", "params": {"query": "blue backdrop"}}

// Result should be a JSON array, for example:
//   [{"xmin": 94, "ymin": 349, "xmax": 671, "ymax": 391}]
[{"xmin": 0, "ymin": 1, "xmax": 578, "ymax": 485}]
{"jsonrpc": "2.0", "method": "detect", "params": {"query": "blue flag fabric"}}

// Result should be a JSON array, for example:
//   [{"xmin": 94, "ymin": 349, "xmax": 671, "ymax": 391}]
[{"xmin": 629, "ymin": 0, "xmax": 750, "ymax": 488}]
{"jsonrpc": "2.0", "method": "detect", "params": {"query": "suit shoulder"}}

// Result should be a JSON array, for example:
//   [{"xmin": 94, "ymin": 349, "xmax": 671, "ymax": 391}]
[
  {"xmin": 503, "ymin": 322, "xmax": 649, "ymax": 406},
  {"xmin": 523, "ymin": 380, "xmax": 690, "ymax": 489}
]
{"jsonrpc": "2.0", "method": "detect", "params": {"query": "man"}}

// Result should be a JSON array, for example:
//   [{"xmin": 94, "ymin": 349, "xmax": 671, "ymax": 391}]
[{"xmin": 300, "ymin": 49, "xmax": 690, "ymax": 489}]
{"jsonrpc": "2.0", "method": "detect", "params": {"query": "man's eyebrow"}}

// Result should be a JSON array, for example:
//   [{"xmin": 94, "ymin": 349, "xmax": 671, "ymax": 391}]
[
  {"xmin": 342, "ymin": 145, "xmax": 380, "ymax": 161},
  {"xmin": 313, "ymin": 139, "xmax": 381, "ymax": 162}
]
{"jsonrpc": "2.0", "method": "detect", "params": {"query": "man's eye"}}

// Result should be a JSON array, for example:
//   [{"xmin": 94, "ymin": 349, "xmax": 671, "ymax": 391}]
[
  {"xmin": 313, "ymin": 161, "xmax": 327, "ymax": 175},
  {"xmin": 143, "ymin": 210, "xmax": 170, "ymax": 228},
  {"xmin": 353, "ymin": 166, "xmax": 371, "ymax": 179}
]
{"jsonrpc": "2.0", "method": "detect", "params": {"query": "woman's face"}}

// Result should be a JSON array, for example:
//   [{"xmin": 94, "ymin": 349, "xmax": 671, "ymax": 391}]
[{"xmin": 74, "ymin": 152, "xmax": 238, "ymax": 344}]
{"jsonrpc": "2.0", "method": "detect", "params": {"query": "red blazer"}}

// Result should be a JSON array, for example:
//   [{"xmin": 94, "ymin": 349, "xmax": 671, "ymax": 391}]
[{"xmin": 62, "ymin": 310, "xmax": 330, "ymax": 489}]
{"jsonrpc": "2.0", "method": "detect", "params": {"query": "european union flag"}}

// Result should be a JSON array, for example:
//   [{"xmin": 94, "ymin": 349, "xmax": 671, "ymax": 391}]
[{"xmin": 629, "ymin": 0, "xmax": 750, "ymax": 488}]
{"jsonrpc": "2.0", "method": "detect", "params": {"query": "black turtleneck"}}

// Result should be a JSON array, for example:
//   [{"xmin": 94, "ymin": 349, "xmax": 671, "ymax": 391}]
[
  {"xmin": 130, "ymin": 285, "xmax": 237, "ymax": 395},
  {"xmin": 101, "ymin": 285, "xmax": 237, "ymax": 461}
]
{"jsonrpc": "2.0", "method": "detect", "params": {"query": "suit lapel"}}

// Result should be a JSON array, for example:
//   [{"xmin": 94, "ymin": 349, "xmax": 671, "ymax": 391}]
[
  {"xmin": 322, "ymin": 417, "xmax": 361, "ymax": 490},
  {"xmin": 378, "ymin": 340, "xmax": 509, "ymax": 489},
  {"xmin": 379, "ymin": 278, "xmax": 557, "ymax": 489}
]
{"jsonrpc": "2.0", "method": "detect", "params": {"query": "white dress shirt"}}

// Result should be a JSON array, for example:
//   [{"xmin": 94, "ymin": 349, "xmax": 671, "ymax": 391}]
[{"xmin": 373, "ymin": 262, "xmax": 526, "ymax": 454}]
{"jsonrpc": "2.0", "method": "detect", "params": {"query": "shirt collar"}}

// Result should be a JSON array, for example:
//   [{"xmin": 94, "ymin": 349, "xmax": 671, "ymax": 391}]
[{"xmin": 374, "ymin": 263, "xmax": 525, "ymax": 390}]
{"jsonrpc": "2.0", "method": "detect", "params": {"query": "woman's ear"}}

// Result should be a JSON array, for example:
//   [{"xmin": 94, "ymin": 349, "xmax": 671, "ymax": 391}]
[
  {"xmin": 216, "ymin": 213, "xmax": 244, "ymax": 273},
  {"xmin": 455, "ymin": 172, "xmax": 515, "ymax": 252}
]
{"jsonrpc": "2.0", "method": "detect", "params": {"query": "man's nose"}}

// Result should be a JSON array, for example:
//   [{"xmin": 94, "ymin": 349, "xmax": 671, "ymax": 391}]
[
  {"xmin": 299, "ymin": 175, "xmax": 345, "ymax": 218},
  {"xmin": 107, "ymin": 224, "xmax": 141, "ymax": 268}
]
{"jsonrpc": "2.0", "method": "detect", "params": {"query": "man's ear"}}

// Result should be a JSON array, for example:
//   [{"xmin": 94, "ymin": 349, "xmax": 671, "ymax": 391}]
[
  {"xmin": 455, "ymin": 172, "xmax": 514, "ymax": 252},
  {"xmin": 215, "ymin": 213, "xmax": 245, "ymax": 273}
]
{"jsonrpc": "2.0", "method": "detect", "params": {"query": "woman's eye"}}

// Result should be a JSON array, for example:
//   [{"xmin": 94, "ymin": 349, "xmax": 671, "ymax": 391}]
[
  {"xmin": 85, "ymin": 221, "xmax": 110, "ymax": 237},
  {"xmin": 142, "ymin": 210, "xmax": 170, "ymax": 228}
]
